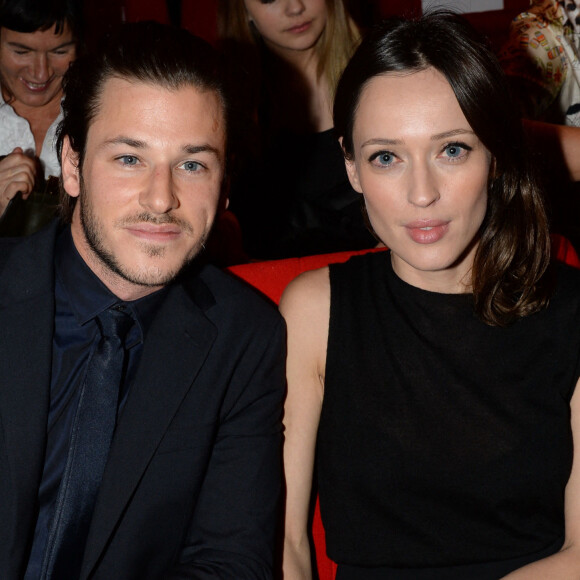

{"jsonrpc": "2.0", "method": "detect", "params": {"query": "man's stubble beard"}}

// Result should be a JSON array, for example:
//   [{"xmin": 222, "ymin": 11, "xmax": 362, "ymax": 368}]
[{"xmin": 78, "ymin": 175, "xmax": 208, "ymax": 288}]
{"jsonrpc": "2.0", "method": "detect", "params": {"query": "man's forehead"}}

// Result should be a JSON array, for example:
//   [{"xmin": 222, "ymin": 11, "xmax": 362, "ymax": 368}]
[
  {"xmin": 87, "ymin": 76, "xmax": 226, "ymax": 153},
  {"xmin": 99, "ymin": 76, "xmax": 223, "ymax": 109}
]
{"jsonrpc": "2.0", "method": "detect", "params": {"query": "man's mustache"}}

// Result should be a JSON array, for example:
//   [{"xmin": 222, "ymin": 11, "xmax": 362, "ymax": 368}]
[{"xmin": 118, "ymin": 212, "xmax": 194, "ymax": 235}]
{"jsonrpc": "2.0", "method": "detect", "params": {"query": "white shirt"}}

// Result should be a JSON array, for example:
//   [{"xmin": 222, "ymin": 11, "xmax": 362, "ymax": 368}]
[{"xmin": 0, "ymin": 92, "xmax": 62, "ymax": 178}]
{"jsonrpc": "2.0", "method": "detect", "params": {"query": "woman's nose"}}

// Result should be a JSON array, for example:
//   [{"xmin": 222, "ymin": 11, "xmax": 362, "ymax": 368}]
[
  {"xmin": 285, "ymin": 0, "xmax": 306, "ymax": 17},
  {"xmin": 406, "ymin": 163, "xmax": 441, "ymax": 208}
]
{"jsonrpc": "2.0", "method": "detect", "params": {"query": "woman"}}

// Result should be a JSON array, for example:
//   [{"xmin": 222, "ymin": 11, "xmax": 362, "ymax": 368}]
[
  {"xmin": 0, "ymin": 0, "xmax": 79, "ymax": 219},
  {"xmin": 218, "ymin": 0, "xmax": 377, "ymax": 259},
  {"xmin": 281, "ymin": 11, "xmax": 580, "ymax": 579}
]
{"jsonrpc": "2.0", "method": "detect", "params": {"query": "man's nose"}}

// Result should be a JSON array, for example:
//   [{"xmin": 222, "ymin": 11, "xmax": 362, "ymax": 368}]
[{"xmin": 139, "ymin": 167, "xmax": 179, "ymax": 214}]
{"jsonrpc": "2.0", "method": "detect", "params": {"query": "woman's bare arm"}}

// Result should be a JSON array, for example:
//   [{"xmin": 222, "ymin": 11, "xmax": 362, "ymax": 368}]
[{"xmin": 280, "ymin": 267, "xmax": 331, "ymax": 579}]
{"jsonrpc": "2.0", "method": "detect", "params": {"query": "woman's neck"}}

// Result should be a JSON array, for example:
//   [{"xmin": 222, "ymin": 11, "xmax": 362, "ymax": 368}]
[
  {"xmin": 264, "ymin": 48, "xmax": 333, "ymax": 133},
  {"xmin": 390, "ymin": 245, "xmax": 477, "ymax": 295},
  {"xmin": 265, "ymin": 38, "xmax": 319, "ymax": 73}
]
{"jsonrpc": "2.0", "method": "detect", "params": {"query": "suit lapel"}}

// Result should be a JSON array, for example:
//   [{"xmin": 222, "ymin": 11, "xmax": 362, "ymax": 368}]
[
  {"xmin": 0, "ymin": 223, "xmax": 58, "ymax": 573},
  {"xmin": 82, "ymin": 279, "xmax": 217, "ymax": 577}
]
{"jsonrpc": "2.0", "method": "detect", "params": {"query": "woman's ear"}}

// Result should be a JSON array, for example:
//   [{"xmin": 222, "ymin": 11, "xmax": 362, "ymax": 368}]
[
  {"xmin": 245, "ymin": 4, "xmax": 253, "ymax": 24},
  {"xmin": 61, "ymin": 136, "xmax": 81, "ymax": 198},
  {"xmin": 340, "ymin": 137, "xmax": 362, "ymax": 194}
]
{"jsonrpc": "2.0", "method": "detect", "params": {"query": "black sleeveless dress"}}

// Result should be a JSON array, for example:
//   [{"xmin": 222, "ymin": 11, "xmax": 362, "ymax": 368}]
[{"xmin": 319, "ymin": 252, "xmax": 580, "ymax": 579}]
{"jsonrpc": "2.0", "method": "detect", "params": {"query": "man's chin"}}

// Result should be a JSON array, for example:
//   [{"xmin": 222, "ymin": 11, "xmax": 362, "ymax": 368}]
[{"xmin": 115, "ymin": 261, "xmax": 186, "ymax": 288}]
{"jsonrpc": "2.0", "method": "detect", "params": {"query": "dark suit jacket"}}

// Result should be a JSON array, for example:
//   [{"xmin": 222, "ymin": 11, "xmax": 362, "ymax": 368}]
[{"xmin": 0, "ymin": 221, "xmax": 286, "ymax": 579}]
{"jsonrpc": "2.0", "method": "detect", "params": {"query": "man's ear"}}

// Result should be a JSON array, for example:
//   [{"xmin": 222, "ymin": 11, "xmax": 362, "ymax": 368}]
[
  {"xmin": 61, "ymin": 136, "xmax": 81, "ymax": 198},
  {"xmin": 339, "ymin": 137, "xmax": 362, "ymax": 194}
]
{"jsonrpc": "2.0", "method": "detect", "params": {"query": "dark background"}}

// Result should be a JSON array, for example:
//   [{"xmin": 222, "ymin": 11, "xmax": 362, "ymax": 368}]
[{"xmin": 83, "ymin": 0, "xmax": 530, "ymax": 52}]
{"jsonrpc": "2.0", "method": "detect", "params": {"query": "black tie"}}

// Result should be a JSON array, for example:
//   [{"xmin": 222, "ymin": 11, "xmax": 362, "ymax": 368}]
[{"xmin": 41, "ymin": 306, "xmax": 134, "ymax": 579}]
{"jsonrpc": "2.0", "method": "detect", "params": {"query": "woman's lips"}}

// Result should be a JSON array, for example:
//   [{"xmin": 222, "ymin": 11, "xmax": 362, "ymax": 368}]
[
  {"xmin": 20, "ymin": 78, "xmax": 53, "ymax": 92},
  {"xmin": 286, "ymin": 20, "xmax": 312, "ymax": 34},
  {"xmin": 404, "ymin": 220, "xmax": 450, "ymax": 244}
]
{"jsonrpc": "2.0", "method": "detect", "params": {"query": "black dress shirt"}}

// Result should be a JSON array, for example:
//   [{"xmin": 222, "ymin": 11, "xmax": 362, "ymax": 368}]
[{"xmin": 24, "ymin": 226, "xmax": 166, "ymax": 578}]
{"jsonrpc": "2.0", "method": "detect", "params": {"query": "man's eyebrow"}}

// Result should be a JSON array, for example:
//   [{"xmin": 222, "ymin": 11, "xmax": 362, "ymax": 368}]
[
  {"xmin": 102, "ymin": 137, "xmax": 146, "ymax": 149},
  {"xmin": 102, "ymin": 138, "xmax": 222, "ymax": 158},
  {"xmin": 7, "ymin": 40, "xmax": 76, "ymax": 51},
  {"xmin": 183, "ymin": 144, "xmax": 221, "ymax": 158}
]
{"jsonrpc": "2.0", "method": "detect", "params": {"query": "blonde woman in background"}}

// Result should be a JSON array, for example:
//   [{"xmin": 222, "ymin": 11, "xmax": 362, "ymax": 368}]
[{"xmin": 218, "ymin": 0, "xmax": 378, "ymax": 259}]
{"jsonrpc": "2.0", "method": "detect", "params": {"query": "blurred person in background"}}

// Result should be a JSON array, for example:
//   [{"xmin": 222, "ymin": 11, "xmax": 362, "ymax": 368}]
[
  {"xmin": 0, "ymin": 0, "xmax": 79, "ymax": 224},
  {"xmin": 500, "ymin": 0, "xmax": 580, "ymax": 126},
  {"xmin": 218, "ymin": 0, "xmax": 378, "ymax": 259}
]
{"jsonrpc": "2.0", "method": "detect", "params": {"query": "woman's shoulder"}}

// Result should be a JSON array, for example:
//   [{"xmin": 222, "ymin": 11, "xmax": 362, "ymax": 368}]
[
  {"xmin": 280, "ymin": 266, "xmax": 330, "ymax": 318},
  {"xmin": 280, "ymin": 266, "xmax": 331, "ymax": 378}
]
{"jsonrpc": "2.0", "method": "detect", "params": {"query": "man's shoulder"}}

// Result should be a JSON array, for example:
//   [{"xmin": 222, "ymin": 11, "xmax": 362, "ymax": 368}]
[
  {"xmin": 0, "ymin": 222, "xmax": 57, "ymax": 268},
  {"xmin": 177, "ymin": 264, "xmax": 285, "ymax": 361},
  {"xmin": 0, "ymin": 225, "xmax": 58, "ymax": 306},
  {"xmin": 194, "ymin": 263, "xmax": 282, "ymax": 324}
]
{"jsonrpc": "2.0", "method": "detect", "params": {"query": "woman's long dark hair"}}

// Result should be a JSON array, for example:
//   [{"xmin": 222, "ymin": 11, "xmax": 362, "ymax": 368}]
[{"xmin": 334, "ymin": 11, "xmax": 553, "ymax": 327}]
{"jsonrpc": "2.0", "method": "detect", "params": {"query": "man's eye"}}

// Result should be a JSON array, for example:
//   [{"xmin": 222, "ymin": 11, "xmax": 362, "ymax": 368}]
[
  {"xmin": 181, "ymin": 161, "xmax": 202, "ymax": 172},
  {"xmin": 119, "ymin": 155, "xmax": 138, "ymax": 166}
]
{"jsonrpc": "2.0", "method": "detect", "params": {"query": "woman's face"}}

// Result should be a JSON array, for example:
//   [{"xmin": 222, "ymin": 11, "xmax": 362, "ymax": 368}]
[
  {"xmin": 0, "ymin": 22, "xmax": 76, "ymax": 112},
  {"xmin": 344, "ymin": 67, "xmax": 491, "ymax": 293},
  {"xmin": 243, "ymin": 0, "xmax": 328, "ymax": 57}
]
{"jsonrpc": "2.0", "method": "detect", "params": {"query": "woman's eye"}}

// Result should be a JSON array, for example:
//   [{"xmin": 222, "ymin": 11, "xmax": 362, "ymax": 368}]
[
  {"xmin": 442, "ymin": 143, "xmax": 471, "ymax": 160},
  {"xmin": 370, "ymin": 151, "xmax": 395, "ymax": 167},
  {"xmin": 181, "ymin": 161, "xmax": 202, "ymax": 172}
]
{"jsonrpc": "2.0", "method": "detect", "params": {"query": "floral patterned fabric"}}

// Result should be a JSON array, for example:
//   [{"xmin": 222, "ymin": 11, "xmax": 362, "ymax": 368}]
[{"xmin": 499, "ymin": 0, "xmax": 580, "ymax": 125}]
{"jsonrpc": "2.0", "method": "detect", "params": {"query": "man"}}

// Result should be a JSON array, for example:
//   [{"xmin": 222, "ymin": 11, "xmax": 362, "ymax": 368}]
[
  {"xmin": 0, "ymin": 21, "xmax": 286, "ymax": 579},
  {"xmin": 0, "ymin": 0, "xmax": 79, "ymax": 217}
]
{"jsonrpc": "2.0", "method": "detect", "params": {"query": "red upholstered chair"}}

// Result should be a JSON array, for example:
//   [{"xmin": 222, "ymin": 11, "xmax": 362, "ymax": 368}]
[
  {"xmin": 551, "ymin": 233, "xmax": 580, "ymax": 268},
  {"xmin": 226, "ymin": 233, "xmax": 580, "ymax": 580}
]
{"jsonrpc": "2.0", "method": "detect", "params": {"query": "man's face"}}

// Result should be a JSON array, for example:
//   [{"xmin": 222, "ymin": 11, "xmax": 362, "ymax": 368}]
[
  {"xmin": 0, "ymin": 23, "xmax": 76, "ymax": 111},
  {"xmin": 62, "ymin": 77, "xmax": 226, "ymax": 301}
]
